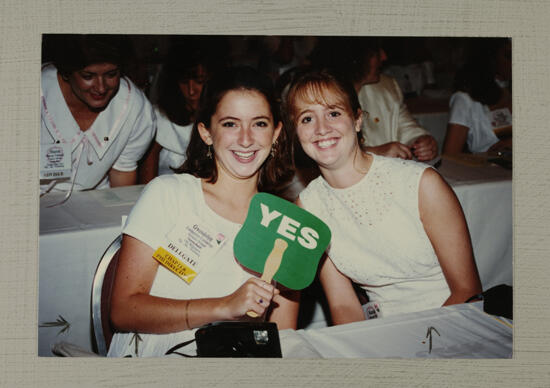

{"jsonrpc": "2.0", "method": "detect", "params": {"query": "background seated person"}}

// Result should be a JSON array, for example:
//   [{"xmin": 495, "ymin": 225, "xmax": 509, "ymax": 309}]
[
  {"xmin": 310, "ymin": 37, "xmax": 438, "ymax": 162},
  {"xmin": 40, "ymin": 34, "xmax": 155, "ymax": 197},
  {"xmin": 138, "ymin": 39, "xmax": 226, "ymax": 183},
  {"xmin": 443, "ymin": 38, "xmax": 512, "ymax": 155}
]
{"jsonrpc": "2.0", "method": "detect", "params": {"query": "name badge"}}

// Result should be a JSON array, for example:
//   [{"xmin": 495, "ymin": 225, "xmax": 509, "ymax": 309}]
[
  {"xmin": 153, "ymin": 213, "xmax": 227, "ymax": 284},
  {"xmin": 363, "ymin": 301, "xmax": 383, "ymax": 320},
  {"xmin": 40, "ymin": 143, "xmax": 72, "ymax": 180}
]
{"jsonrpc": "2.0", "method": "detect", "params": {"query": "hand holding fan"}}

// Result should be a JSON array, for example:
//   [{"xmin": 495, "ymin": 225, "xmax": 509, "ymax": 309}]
[{"xmin": 233, "ymin": 193, "xmax": 331, "ymax": 317}]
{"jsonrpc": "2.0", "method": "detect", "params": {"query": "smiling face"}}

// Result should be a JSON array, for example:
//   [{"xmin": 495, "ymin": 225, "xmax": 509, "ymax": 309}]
[
  {"xmin": 293, "ymin": 84, "xmax": 362, "ymax": 172},
  {"xmin": 64, "ymin": 62, "xmax": 121, "ymax": 111},
  {"xmin": 198, "ymin": 89, "xmax": 282, "ymax": 182}
]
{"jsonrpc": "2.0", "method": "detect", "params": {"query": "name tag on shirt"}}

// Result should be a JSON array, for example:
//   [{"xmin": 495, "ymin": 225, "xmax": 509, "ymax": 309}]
[
  {"xmin": 153, "ymin": 213, "xmax": 227, "ymax": 284},
  {"xmin": 40, "ymin": 143, "xmax": 72, "ymax": 180},
  {"xmin": 362, "ymin": 301, "xmax": 383, "ymax": 320}
]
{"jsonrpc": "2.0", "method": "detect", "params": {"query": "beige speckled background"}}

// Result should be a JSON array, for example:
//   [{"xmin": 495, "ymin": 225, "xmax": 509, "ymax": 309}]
[{"xmin": 1, "ymin": 0, "xmax": 549, "ymax": 386}]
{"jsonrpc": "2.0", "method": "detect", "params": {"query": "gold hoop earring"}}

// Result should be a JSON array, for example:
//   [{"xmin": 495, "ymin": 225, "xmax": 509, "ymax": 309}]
[{"xmin": 270, "ymin": 140, "xmax": 278, "ymax": 158}]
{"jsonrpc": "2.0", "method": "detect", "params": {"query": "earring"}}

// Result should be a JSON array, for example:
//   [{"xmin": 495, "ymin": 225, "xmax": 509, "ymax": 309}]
[
  {"xmin": 270, "ymin": 140, "xmax": 278, "ymax": 158},
  {"xmin": 206, "ymin": 145, "xmax": 212, "ymax": 159}
]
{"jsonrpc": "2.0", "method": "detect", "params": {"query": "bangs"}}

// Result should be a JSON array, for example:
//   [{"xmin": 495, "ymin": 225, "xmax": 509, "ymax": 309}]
[
  {"xmin": 288, "ymin": 79, "xmax": 349, "ymax": 122},
  {"xmin": 297, "ymin": 81, "xmax": 347, "ymax": 109}
]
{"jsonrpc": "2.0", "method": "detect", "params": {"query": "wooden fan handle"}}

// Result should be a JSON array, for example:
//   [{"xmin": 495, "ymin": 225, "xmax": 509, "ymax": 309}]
[{"xmin": 246, "ymin": 238, "xmax": 288, "ymax": 318}]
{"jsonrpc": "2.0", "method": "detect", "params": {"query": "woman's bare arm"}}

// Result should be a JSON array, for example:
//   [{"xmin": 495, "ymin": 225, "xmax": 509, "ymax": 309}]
[
  {"xmin": 110, "ymin": 234, "xmax": 278, "ymax": 334},
  {"xmin": 418, "ymin": 168, "xmax": 482, "ymax": 305},
  {"xmin": 319, "ymin": 255, "xmax": 365, "ymax": 325},
  {"xmin": 295, "ymin": 197, "xmax": 362, "ymax": 326},
  {"xmin": 442, "ymin": 123, "xmax": 469, "ymax": 155},
  {"xmin": 268, "ymin": 289, "xmax": 300, "ymax": 330}
]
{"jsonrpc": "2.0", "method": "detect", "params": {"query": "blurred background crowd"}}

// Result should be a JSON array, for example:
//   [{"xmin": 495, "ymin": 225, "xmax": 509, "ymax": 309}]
[{"xmin": 40, "ymin": 34, "xmax": 511, "ymax": 197}]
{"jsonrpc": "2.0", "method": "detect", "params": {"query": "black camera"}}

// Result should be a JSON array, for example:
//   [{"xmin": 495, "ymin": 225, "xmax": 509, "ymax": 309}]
[{"xmin": 195, "ymin": 321, "xmax": 282, "ymax": 358}]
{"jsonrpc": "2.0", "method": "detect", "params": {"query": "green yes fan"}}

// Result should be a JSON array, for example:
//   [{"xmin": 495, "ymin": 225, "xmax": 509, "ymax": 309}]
[{"xmin": 233, "ymin": 193, "xmax": 331, "ymax": 317}]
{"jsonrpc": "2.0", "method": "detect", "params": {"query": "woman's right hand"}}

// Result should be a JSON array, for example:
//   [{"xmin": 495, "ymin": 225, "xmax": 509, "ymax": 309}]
[
  {"xmin": 221, "ymin": 278, "xmax": 279, "ymax": 320},
  {"xmin": 367, "ymin": 142, "xmax": 413, "ymax": 159}
]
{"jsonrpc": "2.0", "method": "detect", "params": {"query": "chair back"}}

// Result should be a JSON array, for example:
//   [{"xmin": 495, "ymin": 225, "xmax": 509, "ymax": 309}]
[{"xmin": 91, "ymin": 235, "xmax": 122, "ymax": 356}]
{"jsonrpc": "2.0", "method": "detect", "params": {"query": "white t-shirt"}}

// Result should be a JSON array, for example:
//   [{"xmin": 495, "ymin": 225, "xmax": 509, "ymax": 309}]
[
  {"xmin": 154, "ymin": 107, "xmax": 193, "ymax": 175},
  {"xmin": 447, "ymin": 91, "xmax": 500, "ymax": 153},
  {"xmin": 40, "ymin": 64, "xmax": 156, "ymax": 192},
  {"xmin": 108, "ymin": 173, "xmax": 255, "ymax": 357},
  {"xmin": 299, "ymin": 153, "xmax": 450, "ymax": 317}
]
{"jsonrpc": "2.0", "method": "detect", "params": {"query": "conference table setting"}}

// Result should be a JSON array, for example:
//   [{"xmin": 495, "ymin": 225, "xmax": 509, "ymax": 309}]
[
  {"xmin": 39, "ymin": 152, "xmax": 512, "ymax": 358},
  {"xmin": 281, "ymin": 301, "xmax": 512, "ymax": 358}
]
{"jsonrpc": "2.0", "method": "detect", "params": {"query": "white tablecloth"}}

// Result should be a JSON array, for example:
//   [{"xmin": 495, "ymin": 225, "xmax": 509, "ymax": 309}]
[
  {"xmin": 413, "ymin": 111, "xmax": 449, "ymax": 152},
  {"xmin": 59, "ymin": 302, "xmax": 510, "ymax": 358},
  {"xmin": 39, "ymin": 185, "xmax": 144, "ymax": 356},
  {"xmin": 281, "ymin": 302, "xmax": 512, "ymax": 358}
]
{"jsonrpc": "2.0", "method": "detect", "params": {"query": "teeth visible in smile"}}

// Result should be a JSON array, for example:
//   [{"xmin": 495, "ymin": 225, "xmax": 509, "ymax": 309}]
[
  {"xmin": 234, "ymin": 151, "xmax": 255, "ymax": 158},
  {"xmin": 317, "ymin": 139, "xmax": 337, "ymax": 148}
]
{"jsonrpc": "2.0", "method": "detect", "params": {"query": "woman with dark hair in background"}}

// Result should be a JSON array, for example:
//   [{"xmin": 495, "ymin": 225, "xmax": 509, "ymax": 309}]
[
  {"xmin": 40, "ymin": 34, "xmax": 155, "ymax": 199},
  {"xmin": 108, "ymin": 66, "xmax": 298, "ymax": 357},
  {"xmin": 138, "ymin": 40, "xmax": 226, "ymax": 182},
  {"xmin": 443, "ymin": 38, "xmax": 512, "ymax": 155}
]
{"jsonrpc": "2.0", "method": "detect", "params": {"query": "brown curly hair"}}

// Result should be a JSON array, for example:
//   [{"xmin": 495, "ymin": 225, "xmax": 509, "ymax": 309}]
[{"xmin": 176, "ymin": 66, "xmax": 294, "ymax": 194}]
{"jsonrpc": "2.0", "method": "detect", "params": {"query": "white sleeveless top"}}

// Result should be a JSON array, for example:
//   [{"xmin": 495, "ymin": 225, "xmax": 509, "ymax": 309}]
[{"xmin": 299, "ymin": 153, "xmax": 450, "ymax": 317}]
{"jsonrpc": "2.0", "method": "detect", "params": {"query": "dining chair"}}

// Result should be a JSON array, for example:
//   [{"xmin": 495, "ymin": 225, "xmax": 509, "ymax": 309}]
[{"xmin": 91, "ymin": 234, "xmax": 122, "ymax": 356}]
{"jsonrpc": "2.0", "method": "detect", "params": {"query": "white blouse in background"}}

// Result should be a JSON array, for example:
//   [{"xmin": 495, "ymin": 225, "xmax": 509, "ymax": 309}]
[
  {"xmin": 154, "ymin": 107, "xmax": 192, "ymax": 175},
  {"xmin": 448, "ymin": 91, "xmax": 502, "ymax": 153},
  {"xmin": 40, "ymin": 64, "xmax": 156, "ymax": 192}
]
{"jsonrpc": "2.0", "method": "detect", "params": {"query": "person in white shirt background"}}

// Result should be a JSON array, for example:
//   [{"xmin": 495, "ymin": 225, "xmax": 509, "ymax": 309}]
[
  {"xmin": 138, "ymin": 38, "xmax": 228, "ymax": 182},
  {"xmin": 40, "ymin": 34, "xmax": 155, "ymax": 199},
  {"xmin": 442, "ymin": 38, "xmax": 512, "ymax": 155},
  {"xmin": 309, "ymin": 37, "xmax": 438, "ymax": 162}
]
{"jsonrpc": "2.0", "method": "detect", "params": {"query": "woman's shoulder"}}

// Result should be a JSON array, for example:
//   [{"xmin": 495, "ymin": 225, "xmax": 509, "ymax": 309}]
[
  {"xmin": 41, "ymin": 63, "xmax": 56, "ymax": 76},
  {"xmin": 154, "ymin": 109, "xmax": 193, "ymax": 155},
  {"xmin": 154, "ymin": 106, "xmax": 192, "ymax": 137},
  {"xmin": 143, "ymin": 173, "xmax": 200, "ymax": 198},
  {"xmin": 41, "ymin": 63, "xmax": 59, "ymax": 93},
  {"xmin": 155, "ymin": 172, "xmax": 199, "ymax": 186},
  {"xmin": 121, "ymin": 76, "xmax": 153, "ymax": 111},
  {"xmin": 301, "ymin": 174, "xmax": 326, "ymax": 193},
  {"xmin": 298, "ymin": 175, "xmax": 327, "ymax": 204},
  {"xmin": 370, "ymin": 153, "xmax": 428, "ymax": 184},
  {"xmin": 379, "ymin": 74, "xmax": 400, "ymax": 91},
  {"xmin": 450, "ymin": 91, "xmax": 474, "ymax": 106},
  {"xmin": 154, "ymin": 106, "xmax": 177, "ymax": 130},
  {"xmin": 372, "ymin": 152, "xmax": 426, "ymax": 170}
]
